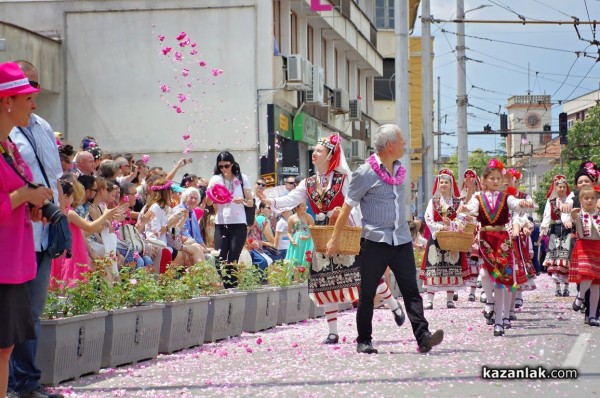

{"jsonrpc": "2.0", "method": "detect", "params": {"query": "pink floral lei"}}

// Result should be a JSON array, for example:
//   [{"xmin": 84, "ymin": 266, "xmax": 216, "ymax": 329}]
[{"xmin": 367, "ymin": 154, "xmax": 406, "ymax": 185}]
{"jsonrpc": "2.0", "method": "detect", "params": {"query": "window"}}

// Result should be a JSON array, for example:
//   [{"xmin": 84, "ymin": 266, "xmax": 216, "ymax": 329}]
[
  {"xmin": 291, "ymin": 11, "xmax": 298, "ymax": 54},
  {"xmin": 273, "ymin": 0, "xmax": 281, "ymax": 51},
  {"xmin": 374, "ymin": 59, "xmax": 395, "ymax": 100},
  {"xmin": 307, "ymin": 25, "xmax": 314, "ymax": 63},
  {"xmin": 322, "ymin": 38, "xmax": 327, "ymax": 83},
  {"xmin": 375, "ymin": 0, "xmax": 394, "ymax": 29}
]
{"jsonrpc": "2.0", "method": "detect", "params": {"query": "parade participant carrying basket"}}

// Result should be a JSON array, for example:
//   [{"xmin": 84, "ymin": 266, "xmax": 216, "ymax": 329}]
[
  {"xmin": 258, "ymin": 133, "xmax": 405, "ymax": 345},
  {"xmin": 420, "ymin": 169, "xmax": 471, "ymax": 310}
]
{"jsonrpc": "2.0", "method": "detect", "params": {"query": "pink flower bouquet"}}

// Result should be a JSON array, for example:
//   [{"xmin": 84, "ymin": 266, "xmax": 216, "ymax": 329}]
[{"xmin": 207, "ymin": 184, "xmax": 232, "ymax": 204}]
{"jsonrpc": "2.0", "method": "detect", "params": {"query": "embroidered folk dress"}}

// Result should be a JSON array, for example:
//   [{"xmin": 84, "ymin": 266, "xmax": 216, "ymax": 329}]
[
  {"xmin": 420, "ymin": 196, "xmax": 468, "ymax": 290},
  {"xmin": 512, "ymin": 191, "xmax": 537, "ymax": 290},
  {"xmin": 463, "ymin": 190, "xmax": 528, "ymax": 287},
  {"xmin": 272, "ymin": 170, "xmax": 361, "ymax": 306},
  {"xmin": 568, "ymin": 209, "xmax": 600, "ymax": 284},
  {"xmin": 540, "ymin": 196, "xmax": 573, "ymax": 282}
]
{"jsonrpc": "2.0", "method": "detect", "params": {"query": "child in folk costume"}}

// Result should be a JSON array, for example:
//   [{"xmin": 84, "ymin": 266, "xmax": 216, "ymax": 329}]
[
  {"xmin": 505, "ymin": 168, "xmax": 537, "ymax": 318},
  {"xmin": 420, "ymin": 169, "xmax": 468, "ymax": 309},
  {"xmin": 258, "ymin": 134, "xmax": 405, "ymax": 344},
  {"xmin": 460, "ymin": 169, "xmax": 483, "ymax": 302},
  {"xmin": 570, "ymin": 187, "xmax": 600, "ymax": 327},
  {"xmin": 459, "ymin": 159, "xmax": 532, "ymax": 336},
  {"xmin": 540, "ymin": 175, "xmax": 574, "ymax": 297}
]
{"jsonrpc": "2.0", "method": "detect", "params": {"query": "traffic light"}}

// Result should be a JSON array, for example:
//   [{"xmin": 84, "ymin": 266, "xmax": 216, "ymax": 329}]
[
  {"xmin": 559, "ymin": 112, "xmax": 568, "ymax": 145},
  {"xmin": 483, "ymin": 124, "xmax": 492, "ymax": 133},
  {"xmin": 543, "ymin": 124, "xmax": 551, "ymax": 132},
  {"xmin": 500, "ymin": 113, "xmax": 508, "ymax": 137}
]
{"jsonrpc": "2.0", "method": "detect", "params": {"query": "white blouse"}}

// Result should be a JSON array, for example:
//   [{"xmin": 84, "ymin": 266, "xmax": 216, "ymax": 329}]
[{"xmin": 208, "ymin": 174, "xmax": 251, "ymax": 225}]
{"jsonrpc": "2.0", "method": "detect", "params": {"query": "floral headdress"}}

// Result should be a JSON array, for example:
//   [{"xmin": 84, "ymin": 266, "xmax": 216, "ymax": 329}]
[
  {"xmin": 507, "ymin": 168, "xmax": 522, "ymax": 181},
  {"xmin": 575, "ymin": 161, "xmax": 598, "ymax": 184},
  {"xmin": 460, "ymin": 169, "xmax": 481, "ymax": 198},
  {"xmin": 150, "ymin": 180, "xmax": 173, "ymax": 192},
  {"xmin": 432, "ymin": 168, "xmax": 460, "ymax": 197},
  {"xmin": 317, "ymin": 133, "xmax": 342, "ymax": 175},
  {"xmin": 487, "ymin": 158, "xmax": 504, "ymax": 171},
  {"xmin": 546, "ymin": 174, "xmax": 570, "ymax": 199}
]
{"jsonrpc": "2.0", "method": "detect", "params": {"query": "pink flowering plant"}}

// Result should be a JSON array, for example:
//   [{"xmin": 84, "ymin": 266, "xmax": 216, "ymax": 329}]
[
  {"xmin": 265, "ymin": 260, "xmax": 308, "ymax": 287},
  {"xmin": 113, "ymin": 266, "xmax": 161, "ymax": 308}
]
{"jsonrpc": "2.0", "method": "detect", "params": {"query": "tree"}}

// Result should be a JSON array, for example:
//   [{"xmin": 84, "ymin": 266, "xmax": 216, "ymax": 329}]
[
  {"xmin": 533, "ymin": 105, "xmax": 600, "ymax": 217},
  {"xmin": 443, "ymin": 148, "xmax": 505, "ymax": 182}
]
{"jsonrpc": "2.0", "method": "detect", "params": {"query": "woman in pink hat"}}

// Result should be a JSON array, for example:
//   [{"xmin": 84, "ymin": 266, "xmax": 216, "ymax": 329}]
[{"xmin": 0, "ymin": 62, "xmax": 53, "ymax": 396}]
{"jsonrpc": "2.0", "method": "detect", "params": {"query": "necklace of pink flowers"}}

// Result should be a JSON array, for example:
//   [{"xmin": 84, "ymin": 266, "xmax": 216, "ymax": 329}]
[{"xmin": 367, "ymin": 154, "xmax": 406, "ymax": 185}]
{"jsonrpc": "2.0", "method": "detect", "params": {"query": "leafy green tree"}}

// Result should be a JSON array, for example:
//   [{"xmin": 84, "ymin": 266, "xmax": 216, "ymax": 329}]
[{"xmin": 533, "ymin": 105, "xmax": 600, "ymax": 217}]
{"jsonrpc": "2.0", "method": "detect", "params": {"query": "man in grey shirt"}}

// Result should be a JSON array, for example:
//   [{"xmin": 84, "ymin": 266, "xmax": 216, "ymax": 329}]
[{"xmin": 327, "ymin": 124, "xmax": 443, "ymax": 354}]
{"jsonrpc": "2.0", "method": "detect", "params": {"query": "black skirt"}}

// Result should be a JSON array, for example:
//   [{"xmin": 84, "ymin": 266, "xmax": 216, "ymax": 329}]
[{"xmin": 0, "ymin": 283, "xmax": 35, "ymax": 348}]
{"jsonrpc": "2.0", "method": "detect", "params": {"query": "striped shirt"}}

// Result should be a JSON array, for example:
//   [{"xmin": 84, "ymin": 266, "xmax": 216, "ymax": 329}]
[{"xmin": 345, "ymin": 154, "xmax": 412, "ymax": 246}]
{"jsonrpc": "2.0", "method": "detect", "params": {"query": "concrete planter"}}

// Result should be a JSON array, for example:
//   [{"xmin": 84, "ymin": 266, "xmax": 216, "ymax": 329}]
[
  {"xmin": 204, "ymin": 291, "xmax": 247, "ymax": 342},
  {"xmin": 101, "ymin": 303, "xmax": 164, "ymax": 368},
  {"xmin": 239, "ymin": 287, "xmax": 280, "ymax": 333},
  {"xmin": 277, "ymin": 284, "xmax": 310, "ymax": 325},
  {"xmin": 37, "ymin": 312, "xmax": 107, "ymax": 386},
  {"xmin": 309, "ymin": 301, "xmax": 325, "ymax": 318},
  {"xmin": 159, "ymin": 297, "xmax": 210, "ymax": 354}
]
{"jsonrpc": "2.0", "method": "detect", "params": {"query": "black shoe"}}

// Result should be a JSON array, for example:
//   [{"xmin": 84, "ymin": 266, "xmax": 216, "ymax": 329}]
[
  {"xmin": 356, "ymin": 341, "xmax": 378, "ymax": 354},
  {"xmin": 494, "ymin": 324, "xmax": 504, "ymax": 336},
  {"xmin": 323, "ymin": 333, "xmax": 339, "ymax": 344},
  {"xmin": 486, "ymin": 317, "xmax": 494, "ymax": 326},
  {"xmin": 573, "ymin": 297, "xmax": 583, "ymax": 312},
  {"xmin": 453, "ymin": 292, "xmax": 459, "ymax": 301},
  {"xmin": 563, "ymin": 289, "xmax": 570, "ymax": 297},
  {"xmin": 555, "ymin": 290, "xmax": 562, "ymax": 297},
  {"xmin": 392, "ymin": 300, "xmax": 405, "ymax": 327},
  {"xmin": 515, "ymin": 298, "xmax": 523, "ymax": 309},
  {"xmin": 509, "ymin": 313, "xmax": 517, "ymax": 321},
  {"xmin": 479, "ymin": 292, "xmax": 487, "ymax": 303},
  {"xmin": 584, "ymin": 316, "xmax": 590, "ymax": 325},
  {"xmin": 483, "ymin": 307, "xmax": 494, "ymax": 319},
  {"xmin": 419, "ymin": 330, "xmax": 444, "ymax": 353},
  {"xmin": 446, "ymin": 301, "xmax": 455, "ymax": 309},
  {"xmin": 503, "ymin": 318, "xmax": 512, "ymax": 329},
  {"xmin": 589, "ymin": 317, "xmax": 600, "ymax": 327},
  {"xmin": 20, "ymin": 387, "xmax": 65, "ymax": 398},
  {"xmin": 468, "ymin": 293, "xmax": 476, "ymax": 302}
]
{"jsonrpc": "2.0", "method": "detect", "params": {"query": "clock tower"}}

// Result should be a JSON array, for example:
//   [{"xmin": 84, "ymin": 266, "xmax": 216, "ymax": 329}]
[{"xmin": 505, "ymin": 94, "xmax": 552, "ymax": 165}]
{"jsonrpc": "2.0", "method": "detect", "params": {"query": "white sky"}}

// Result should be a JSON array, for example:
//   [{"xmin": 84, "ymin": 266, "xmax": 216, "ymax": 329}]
[{"xmin": 414, "ymin": 0, "xmax": 600, "ymax": 157}]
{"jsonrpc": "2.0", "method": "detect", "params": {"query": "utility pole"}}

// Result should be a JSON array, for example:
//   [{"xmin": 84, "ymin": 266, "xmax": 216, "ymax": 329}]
[
  {"xmin": 456, "ymin": 0, "xmax": 468, "ymax": 179},
  {"xmin": 396, "ymin": 0, "xmax": 411, "ymax": 211},
  {"xmin": 437, "ymin": 76, "xmax": 441, "ymax": 170},
  {"xmin": 421, "ymin": 0, "xmax": 433, "ymax": 210}
]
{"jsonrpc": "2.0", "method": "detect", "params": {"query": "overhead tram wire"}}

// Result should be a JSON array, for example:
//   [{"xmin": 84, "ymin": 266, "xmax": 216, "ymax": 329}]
[
  {"xmin": 560, "ymin": 61, "xmax": 599, "ymax": 103},
  {"xmin": 532, "ymin": 0, "xmax": 575, "ymax": 19}
]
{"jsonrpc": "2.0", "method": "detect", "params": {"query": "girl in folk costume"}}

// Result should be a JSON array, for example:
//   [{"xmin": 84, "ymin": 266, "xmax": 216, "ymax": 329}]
[
  {"xmin": 420, "ymin": 169, "xmax": 468, "ymax": 309},
  {"xmin": 540, "ymin": 175, "xmax": 574, "ymax": 297},
  {"xmin": 505, "ymin": 168, "xmax": 537, "ymax": 316},
  {"xmin": 258, "ymin": 134, "xmax": 405, "ymax": 344},
  {"xmin": 459, "ymin": 159, "xmax": 531, "ymax": 336},
  {"xmin": 460, "ymin": 169, "xmax": 483, "ymax": 302},
  {"xmin": 570, "ymin": 187, "xmax": 600, "ymax": 327}
]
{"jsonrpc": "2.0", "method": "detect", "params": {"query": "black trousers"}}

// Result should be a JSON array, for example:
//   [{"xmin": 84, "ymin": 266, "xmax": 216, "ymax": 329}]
[
  {"xmin": 214, "ymin": 223, "xmax": 247, "ymax": 288},
  {"xmin": 356, "ymin": 239, "xmax": 429, "ymax": 345}
]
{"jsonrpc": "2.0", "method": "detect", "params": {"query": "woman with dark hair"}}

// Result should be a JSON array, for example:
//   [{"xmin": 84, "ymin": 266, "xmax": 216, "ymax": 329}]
[
  {"xmin": 206, "ymin": 151, "xmax": 253, "ymax": 287},
  {"xmin": 180, "ymin": 173, "xmax": 198, "ymax": 188}
]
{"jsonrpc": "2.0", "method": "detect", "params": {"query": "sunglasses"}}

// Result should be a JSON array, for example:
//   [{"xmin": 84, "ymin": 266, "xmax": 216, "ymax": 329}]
[
  {"xmin": 218, "ymin": 164, "xmax": 232, "ymax": 170},
  {"xmin": 256, "ymin": 182, "xmax": 266, "ymax": 187},
  {"xmin": 29, "ymin": 80, "xmax": 39, "ymax": 89},
  {"xmin": 285, "ymin": 181, "xmax": 296, "ymax": 185}
]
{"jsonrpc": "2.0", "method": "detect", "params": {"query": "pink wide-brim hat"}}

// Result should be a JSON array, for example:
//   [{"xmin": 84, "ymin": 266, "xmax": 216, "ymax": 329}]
[
  {"xmin": 0, "ymin": 62, "xmax": 40, "ymax": 96},
  {"xmin": 206, "ymin": 183, "xmax": 232, "ymax": 205}
]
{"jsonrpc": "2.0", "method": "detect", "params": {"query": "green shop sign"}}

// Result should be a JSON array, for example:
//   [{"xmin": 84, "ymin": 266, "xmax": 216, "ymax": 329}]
[{"xmin": 293, "ymin": 112, "xmax": 319, "ymax": 145}]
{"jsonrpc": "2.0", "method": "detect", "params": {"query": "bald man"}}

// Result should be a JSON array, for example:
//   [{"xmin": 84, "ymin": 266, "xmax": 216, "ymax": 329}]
[{"xmin": 75, "ymin": 151, "xmax": 96, "ymax": 176}]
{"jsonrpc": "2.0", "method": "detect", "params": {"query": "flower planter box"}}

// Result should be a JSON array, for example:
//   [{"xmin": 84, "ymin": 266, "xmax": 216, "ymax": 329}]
[
  {"xmin": 101, "ymin": 303, "xmax": 164, "ymax": 368},
  {"xmin": 37, "ymin": 312, "xmax": 107, "ymax": 386},
  {"xmin": 277, "ymin": 284, "xmax": 310, "ymax": 325},
  {"xmin": 159, "ymin": 297, "xmax": 210, "ymax": 354},
  {"xmin": 240, "ymin": 287, "xmax": 281, "ymax": 333},
  {"xmin": 204, "ymin": 291, "xmax": 247, "ymax": 342}
]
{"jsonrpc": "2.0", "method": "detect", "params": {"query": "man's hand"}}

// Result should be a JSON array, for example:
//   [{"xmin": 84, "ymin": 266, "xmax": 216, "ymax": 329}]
[{"xmin": 325, "ymin": 237, "xmax": 339, "ymax": 257}]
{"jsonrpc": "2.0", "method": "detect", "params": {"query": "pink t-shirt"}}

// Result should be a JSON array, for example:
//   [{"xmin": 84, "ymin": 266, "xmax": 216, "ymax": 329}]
[{"xmin": 0, "ymin": 141, "xmax": 36, "ymax": 284}]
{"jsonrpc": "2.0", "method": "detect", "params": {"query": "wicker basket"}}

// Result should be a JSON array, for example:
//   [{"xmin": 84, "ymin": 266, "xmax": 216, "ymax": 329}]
[
  {"xmin": 436, "ymin": 223, "xmax": 476, "ymax": 253},
  {"xmin": 309, "ymin": 225, "xmax": 362, "ymax": 255}
]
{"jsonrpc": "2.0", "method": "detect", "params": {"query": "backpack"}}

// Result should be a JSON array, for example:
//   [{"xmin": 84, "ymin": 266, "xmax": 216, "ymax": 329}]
[
  {"xmin": 47, "ymin": 215, "xmax": 73, "ymax": 259},
  {"xmin": 120, "ymin": 224, "xmax": 146, "ymax": 254}
]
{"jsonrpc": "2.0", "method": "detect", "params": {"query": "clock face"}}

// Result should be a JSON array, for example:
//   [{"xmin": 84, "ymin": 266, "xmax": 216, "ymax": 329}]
[{"xmin": 525, "ymin": 112, "xmax": 541, "ymax": 128}]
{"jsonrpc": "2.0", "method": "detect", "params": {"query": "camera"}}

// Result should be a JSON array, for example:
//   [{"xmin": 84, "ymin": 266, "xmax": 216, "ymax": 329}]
[{"xmin": 41, "ymin": 201, "xmax": 63, "ymax": 224}]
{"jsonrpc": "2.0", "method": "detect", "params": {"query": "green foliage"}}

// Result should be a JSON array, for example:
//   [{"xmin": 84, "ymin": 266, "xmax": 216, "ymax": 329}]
[
  {"xmin": 115, "ymin": 266, "xmax": 161, "ymax": 308},
  {"xmin": 157, "ymin": 264, "xmax": 195, "ymax": 302},
  {"xmin": 444, "ymin": 148, "xmax": 505, "ymax": 177},
  {"xmin": 533, "ymin": 105, "xmax": 600, "ymax": 217},
  {"xmin": 266, "ymin": 260, "xmax": 309, "ymax": 287},
  {"xmin": 187, "ymin": 260, "xmax": 224, "ymax": 295},
  {"xmin": 234, "ymin": 262, "xmax": 264, "ymax": 291}
]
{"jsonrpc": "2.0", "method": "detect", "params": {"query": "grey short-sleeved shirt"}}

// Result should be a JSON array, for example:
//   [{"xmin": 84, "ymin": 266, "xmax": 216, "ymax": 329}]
[{"xmin": 345, "ymin": 154, "xmax": 412, "ymax": 246}]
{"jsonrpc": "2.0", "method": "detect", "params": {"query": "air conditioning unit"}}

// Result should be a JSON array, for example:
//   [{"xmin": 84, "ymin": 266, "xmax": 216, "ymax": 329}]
[
  {"xmin": 286, "ymin": 54, "xmax": 307, "ymax": 89},
  {"xmin": 306, "ymin": 65, "xmax": 324, "ymax": 104},
  {"xmin": 303, "ymin": 59, "xmax": 313, "ymax": 87},
  {"xmin": 351, "ymin": 139, "xmax": 367, "ymax": 159},
  {"xmin": 332, "ymin": 88, "xmax": 349, "ymax": 114},
  {"xmin": 348, "ymin": 99, "xmax": 361, "ymax": 121}
]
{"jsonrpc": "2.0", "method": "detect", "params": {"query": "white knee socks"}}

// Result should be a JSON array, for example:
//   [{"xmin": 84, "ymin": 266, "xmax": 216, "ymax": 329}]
[
  {"xmin": 376, "ymin": 278, "xmax": 399, "ymax": 312},
  {"xmin": 324, "ymin": 304, "xmax": 338, "ymax": 335}
]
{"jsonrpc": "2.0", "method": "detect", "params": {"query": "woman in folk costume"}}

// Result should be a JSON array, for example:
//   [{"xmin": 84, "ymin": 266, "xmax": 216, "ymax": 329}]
[
  {"xmin": 420, "ymin": 169, "xmax": 468, "ymax": 309},
  {"xmin": 258, "ymin": 134, "xmax": 405, "ymax": 344},
  {"xmin": 540, "ymin": 175, "xmax": 574, "ymax": 297},
  {"xmin": 570, "ymin": 186, "xmax": 600, "ymax": 327},
  {"xmin": 459, "ymin": 159, "xmax": 531, "ymax": 336},
  {"xmin": 460, "ymin": 169, "xmax": 483, "ymax": 302},
  {"xmin": 505, "ymin": 168, "xmax": 537, "ymax": 317}
]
